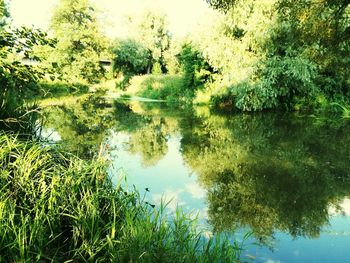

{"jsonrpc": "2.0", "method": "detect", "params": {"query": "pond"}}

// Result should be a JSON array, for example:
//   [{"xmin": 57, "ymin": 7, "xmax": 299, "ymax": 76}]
[{"xmin": 40, "ymin": 93, "xmax": 350, "ymax": 263}]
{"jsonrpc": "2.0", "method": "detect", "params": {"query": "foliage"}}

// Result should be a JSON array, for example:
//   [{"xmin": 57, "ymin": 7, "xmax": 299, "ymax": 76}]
[
  {"xmin": 274, "ymin": 0, "xmax": 350, "ymax": 97},
  {"xmin": 112, "ymin": 39, "xmax": 149, "ymax": 76},
  {"xmin": 331, "ymin": 102, "xmax": 350, "ymax": 119},
  {"xmin": 206, "ymin": 0, "xmax": 238, "ymax": 11},
  {"xmin": 163, "ymin": 39, "xmax": 182, "ymax": 74},
  {"xmin": 127, "ymin": 74, "xmax": 193, "ymax": 105},
  {"xmin": 0, "ymin": 132, "xmax": 244, "ymax": 262},
  {"xmin": 131, "ymin": 10, "xmax": 171, "ymax": 73},
  {"xmin": 190, "ymin": 0, "xmax": 350, "ymax": 111},
  {"xmin": 50, "ymin": 0, "xmax": 106, "ymax": 83},
  {"xmin": 179, "ymin": 110, "xmax": 350, "ymax": 240},
  {"xmin": 36, "ymin": 81, "xmax": 89, "ymax": 98},
  {"xmin": 232, "ymin": 55, "xmax": 318, "ymax": 111},
  {"xmin": 0, "ymin": 4, "xmax": 53, "ymax": 132},
  {"xmin": 177, "ymin": 42, "xmax": 214, "ymax": 90},
  {"xmin": 152, "ymin": 62, "xmax": 162, "ymax": 75},
  {"xmin": 111, "ymin": 39, "xmax": 151, "ymax": 90},
  {"xmin": 0, "ymin": 0, "xmax": 9, "ymax": 28}
]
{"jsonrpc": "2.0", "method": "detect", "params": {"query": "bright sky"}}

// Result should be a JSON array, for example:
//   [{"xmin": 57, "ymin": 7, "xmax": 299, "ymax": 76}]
[{"xmin": 10, "ymin": 0, "xmax": 215, "ymax": 38}]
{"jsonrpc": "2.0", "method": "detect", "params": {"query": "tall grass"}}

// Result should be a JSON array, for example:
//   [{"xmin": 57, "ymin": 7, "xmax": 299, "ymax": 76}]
[
  {"xmin": 35, "ymin": 81, "xmax": 89, "ymax": 99},
  {"xmin": 0, "ymin": 133, "xmax": 244, "ymax": 262},
  {"xmin": 331, "ymin": 102, "xmax": 350, "ymax": 119},
  {"xmin": 127, "ymin": 74, "xmax": 194, "ymax": 106}
]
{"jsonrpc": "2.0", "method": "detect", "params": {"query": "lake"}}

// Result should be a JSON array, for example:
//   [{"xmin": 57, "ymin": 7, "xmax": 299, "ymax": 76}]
[{"xmin": 40, "ymin": 93, "xmax": 350, "ymax": 263}]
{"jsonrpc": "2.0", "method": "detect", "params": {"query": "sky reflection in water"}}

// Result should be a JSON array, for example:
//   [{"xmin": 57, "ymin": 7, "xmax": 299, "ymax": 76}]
[{"xmin": 41, "ymin": 96, "xmax": 350, "ymax": 263}]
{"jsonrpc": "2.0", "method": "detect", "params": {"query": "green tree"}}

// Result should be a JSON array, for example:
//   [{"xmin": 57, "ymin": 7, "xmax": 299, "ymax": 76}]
[
  {"xmin": 0, "ymin": 2, "xmax": 52, "ymax": 131},
  {"xmin": 112, "ymin": 38, "xmax": 150, "ymax": 88},
  {"xmin": 202, "ymin": 0, "xmax": 349, "ymax": 111},
  {"xmin": 178, "ymin": 42, "xmax": 214, "ymax": 89},
  {"xmin": 274, "ymin": 0, "xmax": 350, "ymax": 97},
  {"xmin": 206, "ymin": 0, "xmax": 238, "ymax": 11},
  {"xmin": 0, "ymin": 0, "xmax": 10, "ymax": 28},
  {"xmin": 50, "ymin": 0, "xmax": 106, "ymax": 83},
  {"xmin": 132, "ymin": 11, "xmax": 171, "ymax": 73}
]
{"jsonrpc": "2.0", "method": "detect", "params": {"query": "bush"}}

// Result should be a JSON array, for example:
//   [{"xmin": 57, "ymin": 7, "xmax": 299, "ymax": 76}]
[
  {"xmin": 0, "ymin": 25, "xmax": 54, "ymax": 132},
  {"xmin": 127, "ymin": 74, "xmax": 193, "ymax": 105},
  {"xmin": 152, "ymin": 62, "xmax": 162, "ymax": 75},
  {"xmin": 211, "ymin": 55, "xmax": 318, "ymax": 111}
]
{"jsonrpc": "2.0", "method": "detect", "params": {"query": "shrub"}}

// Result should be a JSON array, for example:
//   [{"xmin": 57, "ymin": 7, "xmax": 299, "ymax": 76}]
[{"xmin": 127, "ymin": 74, "xmax": 193, "ymax": 105}]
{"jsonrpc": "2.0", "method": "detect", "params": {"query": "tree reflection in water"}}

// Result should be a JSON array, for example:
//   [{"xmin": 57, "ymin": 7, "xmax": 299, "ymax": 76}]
[
  {"xmin": 42, "ymin": 99, "xmax": 350, "ymax": 242},
  {"xmin": 181, "ymin": 111, "xmax": 350, "ymax": 241}
]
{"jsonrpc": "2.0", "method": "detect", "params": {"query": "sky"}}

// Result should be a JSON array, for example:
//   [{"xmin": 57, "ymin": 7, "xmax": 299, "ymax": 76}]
[{"xmin": 9, "ymin": 0, "xmax": 215, "ymax": 38}]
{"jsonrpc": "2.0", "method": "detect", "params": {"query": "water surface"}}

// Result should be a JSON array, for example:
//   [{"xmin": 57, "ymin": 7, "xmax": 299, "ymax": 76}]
[{"xmin": 41, "ymin": 94, "xmax": 350, "ymax": 263}]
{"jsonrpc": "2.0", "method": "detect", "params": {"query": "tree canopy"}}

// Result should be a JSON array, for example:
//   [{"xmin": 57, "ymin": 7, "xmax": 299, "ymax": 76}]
[
  {"xmin": 188, "ymin": 0, "xmax": 350, "ymax": 111},
  {"xmin": 130, "ymin": 11, "xmax": 171, "ymax": 73},
  {"xmin": 112, "ymin": 39, "xmax": 150, "ymax": 76},
  {"xmin": 50, "ymin": 0, "xmax": 106, "ymax": 83},
  {"xmin": 0, "ymin": 2, "xmax": 53, "ymax": 131}
]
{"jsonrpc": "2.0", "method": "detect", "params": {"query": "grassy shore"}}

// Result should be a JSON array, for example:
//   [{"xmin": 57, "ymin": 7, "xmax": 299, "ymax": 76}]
[
  {"xmin": 126, "ymin": 74, "xmax": 193, "ymax": 106},
  {"xmin": 0, "ymin": 133, "xmax": 244, "ymax": 262}
]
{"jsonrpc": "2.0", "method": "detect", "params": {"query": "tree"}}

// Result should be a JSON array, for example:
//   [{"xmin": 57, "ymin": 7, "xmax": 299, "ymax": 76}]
[
  {"xmin": 206, "ymin": 0, "xmax": 239, "ymax": 11},
  {"xmin": 199, "ymin": 0, "xmax": 350, "ymax": 111},
  {"xmin": 0, "ymin": 1, "xmax": 53, "ymax": 132},
  {"xmin": 111, "ymin": 38, "xmax": 150, "ymax": 89},
  {"xmin": 178, "ymin": 42, "xmax": 214, "ymax": 89},
  {"xmin": 131, "ymin": 11, "xmax": 171, "ymax": 73},
  {"xmin": 0, "ymin": 0, "xmax": 10, "ymax": 28},
  {"xmin": 50, "ymin": 0, "xmax": 106, "ymax": 83},
  {"xmin": 112, "ymin": 39, "xmax": 150, "ymax": 76},
  {"xmin": 273, "ymin": 0, "xmax": 350, "ymax": 97}
]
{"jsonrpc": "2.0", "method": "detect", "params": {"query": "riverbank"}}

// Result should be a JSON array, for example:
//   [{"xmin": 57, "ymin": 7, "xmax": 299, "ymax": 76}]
[{"xmin": 0, "ymin": 133, "xmax": 244, "ymax": 262}]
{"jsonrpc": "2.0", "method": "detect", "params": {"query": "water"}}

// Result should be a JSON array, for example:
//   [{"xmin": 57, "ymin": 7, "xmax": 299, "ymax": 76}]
[{"xmin": 41, "ymin": 94, "xmax": 350, "ymax": 263}]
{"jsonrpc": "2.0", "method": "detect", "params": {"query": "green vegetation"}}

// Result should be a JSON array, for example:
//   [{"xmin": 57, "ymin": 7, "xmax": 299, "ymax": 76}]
[
  {"xmin": 0, "ymin": 3, "xmax": 248, "ymax": 260},
  {"xmin": 108, "ymin": 0, "xmax": 349, "ymax": 112},
  {"xmin": 198, "ymin": 0, "xmax": 350, "ymax": 111},
  {"xmin": 177, "ymin": 42, "xmax": 214, "ymax": 91},
  {"xmin": 3, "ymin": 0, "xmax": 349, "ymax": 113},
  {"xmin": 112, "ymin": 39, "xmax": 150, "ymax": 89},
  {"xmin": 112, "ymin": 10, "xmax": 172, "ymax": 89},
  {"xmin": 2, "ymin": 0, "xmax": 350, "ymax": 260},
  {"xmin": 37, "ymin": 81, "xmax": 89, "ymax": 98},
  {"xmin": 126, "ymin": 74, "xmax": 189, "ymax": 105},
  {"xmin": 49, "ymin": 0, "xmax": 107, "ymax": 83},
  {"xmin": 130, "ymin": 10, "xmax": 171, "ymax": 73},
  {"xmin": 43, "ymin": 98, "xmax": 350, "ymax": 245},
  {"xmin": 112, "ymin": 39, "xmax": 150, "ymax": 75},
  {"xmin": 15, "ymin": 0, "xmax": 339, "ymax": 113},
  {"xmin": 0, "ymin": 133, "xmax": 245, "ymax": 262},
  {"xmin": 0, "ymin": 4, "xmax": 49, "ymax": 132}
]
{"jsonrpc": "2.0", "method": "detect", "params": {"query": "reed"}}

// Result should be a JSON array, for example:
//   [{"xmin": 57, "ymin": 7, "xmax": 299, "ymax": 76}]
[
  {"xmin": 0, "ymin": 133, "xmax": 244, "ymax": 262},
  {"xmin": 331, "ymin": 102, "xmax": 350, "ymax": 119}
]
